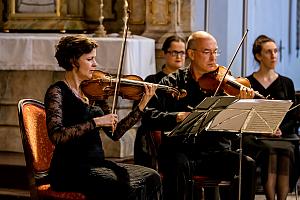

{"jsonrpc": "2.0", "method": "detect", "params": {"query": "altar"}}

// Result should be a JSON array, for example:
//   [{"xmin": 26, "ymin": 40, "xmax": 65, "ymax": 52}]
[
  {"xmin": 0, "ymin": 33, "xmax": 156, "ymax": 158},
  {"xmin": 0, "ymin": 33, "xmax": 156, "ymax": 78}
]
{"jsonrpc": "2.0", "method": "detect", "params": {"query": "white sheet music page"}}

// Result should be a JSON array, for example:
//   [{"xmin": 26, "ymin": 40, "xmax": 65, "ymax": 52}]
[{"xmin": 206, "ymin": 99, "xmax": 293, "ymax": 135}]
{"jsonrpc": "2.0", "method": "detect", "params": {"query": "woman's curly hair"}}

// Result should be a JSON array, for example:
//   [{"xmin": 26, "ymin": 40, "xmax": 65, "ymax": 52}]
[{"xmin": 55, "ymin": 34, "xmax": 98, "ymax": 71}]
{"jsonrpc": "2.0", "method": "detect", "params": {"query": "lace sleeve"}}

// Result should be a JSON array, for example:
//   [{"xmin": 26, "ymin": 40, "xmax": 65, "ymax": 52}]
[
  {"xmin": 106, "ymin": 105, "xmax": 143, "ymax": 140},
  {"xmin": 44, "ymin": 85, "xmax": 96, "ymax": 145}
]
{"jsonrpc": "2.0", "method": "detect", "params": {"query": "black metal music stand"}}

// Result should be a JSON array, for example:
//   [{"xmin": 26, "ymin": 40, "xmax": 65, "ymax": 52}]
[
  {"xmin": 168, "ymin": 96, "xmax": 238, "ymax": 137},
  {"xmin": 169, "ymin": 96, "xmax": 293, "ymax": 200}
]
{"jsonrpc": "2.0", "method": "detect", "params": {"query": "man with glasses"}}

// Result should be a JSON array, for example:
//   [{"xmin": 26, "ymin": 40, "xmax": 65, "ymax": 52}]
[{"xmin": 143, "ymin": 31, "xmax": 257, "ymax": 200}]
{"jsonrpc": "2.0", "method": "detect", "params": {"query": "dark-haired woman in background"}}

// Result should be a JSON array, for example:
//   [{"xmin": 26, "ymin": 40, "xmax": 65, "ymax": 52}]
[
  {"xmin": 243, "ymin": 34, "xmax": 300, "ymax": 200},
  {"xmin": 134, "ymin": 35, "xmax": 186, "ymax": 169},
  {"xmin": 44, "ymin": 34, "xmax": 162, "ymax": 200}
]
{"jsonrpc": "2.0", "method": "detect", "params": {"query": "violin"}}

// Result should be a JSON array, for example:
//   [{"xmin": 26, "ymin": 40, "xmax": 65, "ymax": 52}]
[
  {"xmin": 80, "ymin": 70, "xmax": 187, "ymax": 101},
  {"xmin": 198, "ymin": 65, "xmax": 266, "ymax": 99}
]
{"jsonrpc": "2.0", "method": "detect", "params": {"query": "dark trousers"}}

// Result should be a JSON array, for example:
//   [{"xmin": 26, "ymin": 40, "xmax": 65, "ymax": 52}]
[{"xmin": 158, "ymin": 143, "xmax": 257, "ymax": 200}]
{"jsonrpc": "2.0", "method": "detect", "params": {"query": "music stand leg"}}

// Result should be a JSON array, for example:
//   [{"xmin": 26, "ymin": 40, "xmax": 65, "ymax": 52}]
[{"xmin": 238, "ymin": 132, "xmax": 243, "ymax": 200}]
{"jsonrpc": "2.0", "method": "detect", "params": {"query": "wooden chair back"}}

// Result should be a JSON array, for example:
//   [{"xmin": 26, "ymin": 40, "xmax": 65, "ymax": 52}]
[{"xmin": 18, "ymin": 99, "xmax": 86, "ymax": 200}]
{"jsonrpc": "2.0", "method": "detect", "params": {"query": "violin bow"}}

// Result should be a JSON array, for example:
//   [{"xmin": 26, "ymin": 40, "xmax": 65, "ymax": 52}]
[
  {"xmin": 213, "ymin": 29, "xmax": 249, "ymax": 97},
  {"xmin": 111, "ymin": 3, "xmax": 131, "ymax": 114}
]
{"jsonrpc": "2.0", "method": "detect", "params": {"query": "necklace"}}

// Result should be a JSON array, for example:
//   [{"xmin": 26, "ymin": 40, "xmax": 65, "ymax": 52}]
[{"xmin": 64, "ymin": 76, "xmax": 89, "ymax": 104}]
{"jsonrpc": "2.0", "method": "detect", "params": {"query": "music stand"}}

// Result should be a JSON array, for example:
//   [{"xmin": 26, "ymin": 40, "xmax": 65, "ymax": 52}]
[
  {"xmin": 168, "ymin": 96, "xmax": 238, "ymax": 137},
  {"xmin": 206, "ymin": 98, "xmax": 292, "ymax": 200},
  {"xmin": 169, "ymin": 96, "xmax": 293, "ymax": 200}
]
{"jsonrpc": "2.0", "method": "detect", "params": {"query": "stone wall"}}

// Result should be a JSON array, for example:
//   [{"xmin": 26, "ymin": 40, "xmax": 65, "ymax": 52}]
[{"xmin": 0, "ymin": 70, "xmax": 63, "ymax": 152}]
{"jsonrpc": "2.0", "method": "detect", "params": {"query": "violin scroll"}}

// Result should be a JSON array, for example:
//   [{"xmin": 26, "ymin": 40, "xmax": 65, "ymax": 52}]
[{"xmin": 157, "ymin": 84, "xmax": 187, "ymax": 100}]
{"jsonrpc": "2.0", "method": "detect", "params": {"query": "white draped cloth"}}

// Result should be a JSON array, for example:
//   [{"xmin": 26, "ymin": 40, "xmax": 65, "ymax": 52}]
[{"xmin": 0, "ymin": 33, "xmax": 156, "ymax": 79}]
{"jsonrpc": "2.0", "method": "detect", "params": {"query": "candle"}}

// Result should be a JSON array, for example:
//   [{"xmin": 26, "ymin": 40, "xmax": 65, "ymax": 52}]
[
  {"xmin": 120, "ymin": 0, "xmax": 131, "ymax": 36},
  {"xmin": 94, "ymin": 0, "xmax": 107, "ymax": 37}
]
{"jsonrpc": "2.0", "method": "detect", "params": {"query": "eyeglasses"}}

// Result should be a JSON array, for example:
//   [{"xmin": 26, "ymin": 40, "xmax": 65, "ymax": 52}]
[
  {"xmin": 166, "ymin": 50, "xmax": 186, "ymax": 57},
  {"xmin": 191, "ymin": 49, "xmax": 221, "ymax": 57}
]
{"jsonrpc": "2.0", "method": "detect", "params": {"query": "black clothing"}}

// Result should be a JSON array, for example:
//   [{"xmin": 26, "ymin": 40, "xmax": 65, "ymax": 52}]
[
  {"xmin": 44, "ymin": 81, "xmax": 162, "ymax": 200},
  {"xmin": 134, "ymin": 70, "xmax": 168, "ymax": 168},
  {"xmin": 143, "ymin": 67, "xmax": 257, "ymax": 200},
  {"xmin": 243, "ymin": 74, "xmax": 300, "ymax": 190},
  {"xmin": 143, "ymin": 71, "xmax": 168, "ymax": 84}
]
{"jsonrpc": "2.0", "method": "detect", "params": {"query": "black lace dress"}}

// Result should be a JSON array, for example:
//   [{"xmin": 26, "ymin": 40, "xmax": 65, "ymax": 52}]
[{"xmin": 44, "ymin": 81, "xmax": 162, "ymax": 200}]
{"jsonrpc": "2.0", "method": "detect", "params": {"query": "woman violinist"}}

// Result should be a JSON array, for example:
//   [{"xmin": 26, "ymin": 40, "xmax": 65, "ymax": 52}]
[{"xmin": 44, "ymin": 34, "xmax": 162, "ymax": 200}]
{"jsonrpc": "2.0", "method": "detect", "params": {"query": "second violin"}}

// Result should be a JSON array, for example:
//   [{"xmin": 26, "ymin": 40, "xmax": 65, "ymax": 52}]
[{"xmin": 198, "ymin": 65, "xmax": 266, "ymax": 99}]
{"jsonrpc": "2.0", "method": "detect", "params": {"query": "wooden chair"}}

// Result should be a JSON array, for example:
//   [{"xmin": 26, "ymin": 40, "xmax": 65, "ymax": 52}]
[
  {"xmin": 147, "ymin": 130, "xmax": 231, "ymax": 199},
  {"xmin": 18, "ymin": 99, "xmax": 87, "ymax": 200}
]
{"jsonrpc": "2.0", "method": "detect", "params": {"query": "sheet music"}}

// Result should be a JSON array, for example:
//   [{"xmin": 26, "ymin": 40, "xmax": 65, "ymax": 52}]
[{"xmin": 207, "ymin": 99, "xmax": 293, "ymax": 134}]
